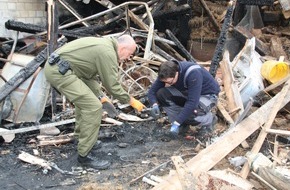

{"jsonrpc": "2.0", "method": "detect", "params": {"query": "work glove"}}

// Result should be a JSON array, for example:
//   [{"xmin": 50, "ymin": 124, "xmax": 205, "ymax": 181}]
[
  {"xmin": 170, "ymin": 121, "xmax": 180, "ymax": 136},
  {"xmin": 150, "ymin": 104, "xmax": 160, "ymax": 119},
  {"xmin": 100, "ymin": 96, "xmax": 118, "ymax": 118},
  {"xmin": 130, "ymin": 97, "xmax": 145, "ymax": 112}
]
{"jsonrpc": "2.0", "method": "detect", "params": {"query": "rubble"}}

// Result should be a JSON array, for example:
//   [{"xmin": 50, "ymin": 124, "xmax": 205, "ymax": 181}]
[{"xmin": 0, "ymin": 0, "xmax": 290, "ymax": 190}]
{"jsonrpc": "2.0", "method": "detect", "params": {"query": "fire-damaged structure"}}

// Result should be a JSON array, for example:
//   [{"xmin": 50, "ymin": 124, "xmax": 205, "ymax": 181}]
[{"xmin": 0, "ymin": 0, "xmax": 290, "ymax": 189}]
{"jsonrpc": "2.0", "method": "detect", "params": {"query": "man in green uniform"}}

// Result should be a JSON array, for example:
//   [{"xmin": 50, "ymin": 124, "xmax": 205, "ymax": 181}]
[{"xmin": 44, "ymin": 35, "xmax": 145, "ymax": 169}]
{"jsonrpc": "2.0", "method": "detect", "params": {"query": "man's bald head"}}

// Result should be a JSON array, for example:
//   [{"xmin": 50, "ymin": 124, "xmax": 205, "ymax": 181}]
[{"xmin": 117, "ymin": 34, "xmax": 137, "ymax": 61}]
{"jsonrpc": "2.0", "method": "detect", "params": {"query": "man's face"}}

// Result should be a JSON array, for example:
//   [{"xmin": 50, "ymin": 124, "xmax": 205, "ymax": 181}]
[
  {"xmin": 161, "ymin": 72, "xmax": 178, "ymax": 86},
  {"xmin": 118, "ymin": 44, "xmax": 136, "ymax": 62}
]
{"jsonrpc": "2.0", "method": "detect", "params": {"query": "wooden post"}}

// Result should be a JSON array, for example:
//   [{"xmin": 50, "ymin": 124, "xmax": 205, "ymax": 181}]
[{"xmin": 47, "ymin": 0, "xmax": 59, "ymax": 120}]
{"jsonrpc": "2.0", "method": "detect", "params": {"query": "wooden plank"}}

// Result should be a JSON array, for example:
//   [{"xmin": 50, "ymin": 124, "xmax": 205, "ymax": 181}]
[
  {"xmin": 171, "ymin": 156, "xmax": 194, "ymax": 190},
  {"xmin": 133, "ymin": 56, "xmax": 161, "ymax": 67},
  {"xmin": 217, "ymin": 101, "xmax": 234, "ymax": 125},
  {"xmin": 264, "ymin": 128, "xmax": 290, "ymax": 136},
  {"xmin": 240, "ymin": 77, "xmax": 290, "ymax": 178},
  {"xmin": 220, "ymin": 51, "xmax": 244, "ymax": 121},
  {"xmin": 128, "ymin": 10, "xmax": 149, "ymax": 31},
  {"xmin": 18, "ymin": 151, "xmax": 52, "ymax": 170},
  {"xmin": 152, "ymin": 80, "xmax": 290, "ymax": 190}
]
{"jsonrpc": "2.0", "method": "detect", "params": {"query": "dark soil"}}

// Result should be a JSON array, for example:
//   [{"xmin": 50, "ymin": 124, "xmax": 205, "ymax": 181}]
[{"xmin": 0, "ymin": 113, "xmax": 205, "ymax": 190}]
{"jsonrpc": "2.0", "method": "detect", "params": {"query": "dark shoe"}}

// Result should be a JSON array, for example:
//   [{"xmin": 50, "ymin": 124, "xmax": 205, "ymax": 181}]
[{"xmin": 78, "ymin": 153, "xmax": 110, "ymax": 170}]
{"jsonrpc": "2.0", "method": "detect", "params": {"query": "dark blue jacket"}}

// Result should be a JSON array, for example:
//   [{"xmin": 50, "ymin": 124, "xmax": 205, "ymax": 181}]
[{"xmin": 147, "ymin": 61, "xmax": 220, "ymax": 124}]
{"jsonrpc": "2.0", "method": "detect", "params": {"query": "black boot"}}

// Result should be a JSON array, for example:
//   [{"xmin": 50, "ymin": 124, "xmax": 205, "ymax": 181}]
[{"xmin": 78, "ymin": 153, "xmax": 110, "ymax": 170}]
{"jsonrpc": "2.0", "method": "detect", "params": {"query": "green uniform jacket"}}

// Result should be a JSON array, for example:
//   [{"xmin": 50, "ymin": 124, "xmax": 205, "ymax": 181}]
[{"xmin": 55, "ymin": 36, "xmax": 130, "ymax": 104}]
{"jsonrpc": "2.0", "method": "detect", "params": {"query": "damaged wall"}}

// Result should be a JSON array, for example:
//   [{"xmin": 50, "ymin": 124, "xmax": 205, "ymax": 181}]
[{"xmin": 0, "ymin": 0, "xmax": 46, "ymax": 38}]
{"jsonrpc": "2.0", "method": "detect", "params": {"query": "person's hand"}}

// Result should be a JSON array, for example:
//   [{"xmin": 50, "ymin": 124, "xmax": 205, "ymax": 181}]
[
  {"xmin": 150, "ymin": 104, "xmax": 160, "ymax": 119},
  {"xmin": 170, "ymin": 121, "xmax": 180, "ymax": 136},
  {"xmin": 100, "ymin": 96, "xmax": 118, "ymax": 118},
  {"xmin": 130, "ymin": 97, "xmax": 145, "ymax": 112}
]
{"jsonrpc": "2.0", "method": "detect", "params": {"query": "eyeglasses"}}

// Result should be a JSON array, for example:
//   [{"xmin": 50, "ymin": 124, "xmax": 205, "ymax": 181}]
[{"xmin": 162, "ymin": 76, "xmax": 175, "ymax": 85}]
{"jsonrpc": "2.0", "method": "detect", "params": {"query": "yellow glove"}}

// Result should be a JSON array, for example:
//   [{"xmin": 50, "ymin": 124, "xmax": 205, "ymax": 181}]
[
  {"xmin": 130, "ymin": 97, "xmax": 145, "ymax": 112},
  {"xmin": 100, "ymin": 96, "xmax": 110, "ymax": 104}
]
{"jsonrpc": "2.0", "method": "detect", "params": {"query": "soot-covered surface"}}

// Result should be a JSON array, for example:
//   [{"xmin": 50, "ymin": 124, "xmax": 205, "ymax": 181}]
[{"xmin": 0, "ymin": 117, "xmax": 205, "ymax": 190}]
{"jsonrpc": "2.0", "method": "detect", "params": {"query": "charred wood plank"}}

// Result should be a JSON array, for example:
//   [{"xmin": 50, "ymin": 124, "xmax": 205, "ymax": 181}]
[
  {"xmin": 154, "ymin": 45, "xmax": 176, "ymax": 61},
  {"xmin": 165, "ymin": 29, "xmax": 196, "ymax": 62},
  {"xmin": 0, "ymin": 38, "xmax": 66, "ymax": 103},
  {"xmin": 209, "ymin": 3, "xmax": 234, "ymax": 77},
  {"xmin": 151, "ymin": 0, "xmax": 166, "ymax": 18},
  {"xmin": 5, "ymin": 20, "xmax": 89, "ymax": 39},
  {"xmin": 152, "ymin": 4, "xmax": 191, "ymax": 19},
  {"xmin": 71, "ymin": 22, "xmax": 117, "ymax": 36}
]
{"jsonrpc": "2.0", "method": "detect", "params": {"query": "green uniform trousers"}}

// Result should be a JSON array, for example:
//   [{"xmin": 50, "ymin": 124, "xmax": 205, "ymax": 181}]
[{"xmin": 44, "ymin": 63, "xmax": 102, "ymax": 157}]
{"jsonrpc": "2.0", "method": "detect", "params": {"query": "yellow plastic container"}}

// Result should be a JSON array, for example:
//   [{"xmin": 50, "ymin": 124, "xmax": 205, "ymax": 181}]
[{"xmin": 261, "ymin": 60, "xmax": 289, "ymax": 83}]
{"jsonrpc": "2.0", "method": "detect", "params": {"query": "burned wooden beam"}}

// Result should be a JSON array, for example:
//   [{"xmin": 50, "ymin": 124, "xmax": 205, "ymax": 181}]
[
  {"xmin": 151, "ymin": 0, "xmax": 166, "ymax": 18},
  {"xmin": 165, "ymin": 29, "xmax": 196, "ymax": 62},
  {"xmin": 209, "ymin": 3, "xmax": 234, "ymax": 77},
  {"xmin": 71, "ymin": 22, "xmax": 117, "ymax": 36},
  {"xmin": 152, "ymin": 4, "xmax": 191, "ymax": 19},
  {"xmin": 154, "ymin": 45, "xmax": 175, "ymax": 60},
  {"xmin": 5, "ymin": 20, "xmax": 89, "ymax": 39}
]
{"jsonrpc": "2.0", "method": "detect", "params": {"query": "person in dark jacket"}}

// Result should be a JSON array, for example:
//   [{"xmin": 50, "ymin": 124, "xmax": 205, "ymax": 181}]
[{"xmin": 147, "ymin": 60, "xmax": 220, "ymax": 137}]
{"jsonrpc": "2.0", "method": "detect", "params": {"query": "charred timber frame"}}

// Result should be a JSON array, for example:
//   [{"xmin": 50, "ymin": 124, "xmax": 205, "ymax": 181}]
[{"xmin": 209, "ymin": 1, "xmax": 235, "ymax": 77}]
